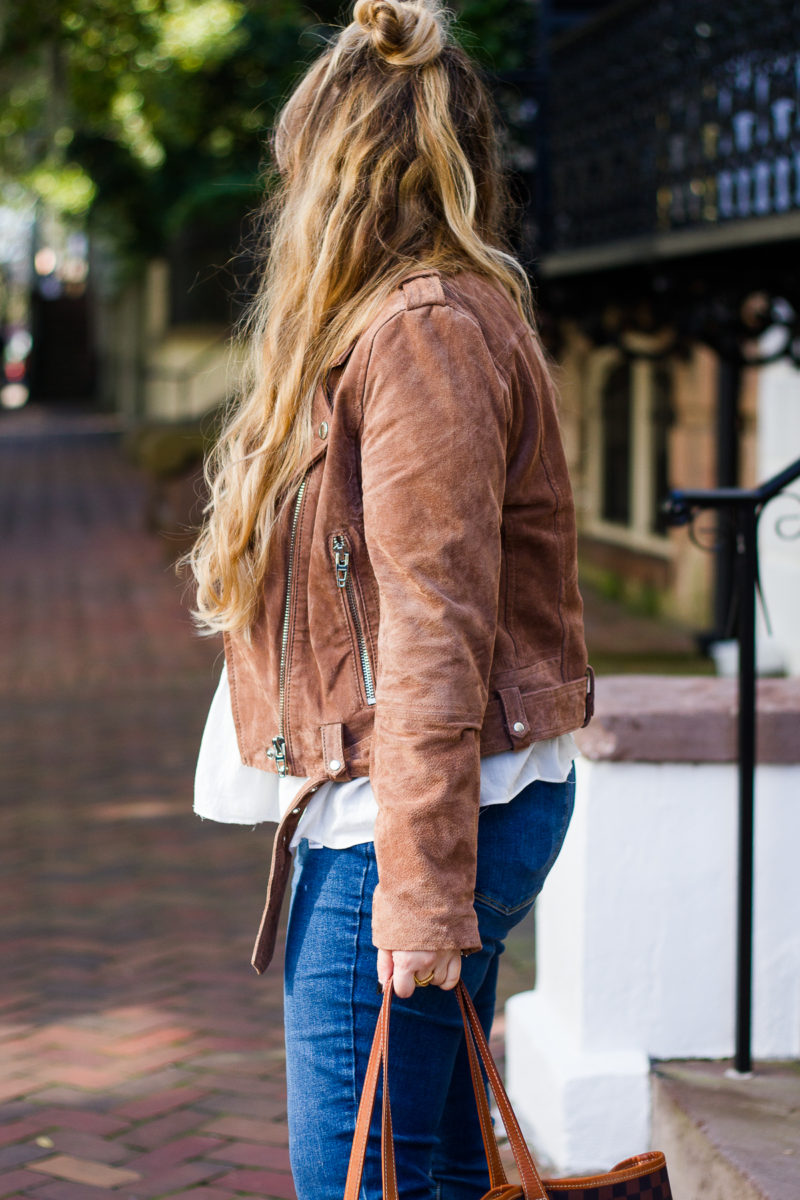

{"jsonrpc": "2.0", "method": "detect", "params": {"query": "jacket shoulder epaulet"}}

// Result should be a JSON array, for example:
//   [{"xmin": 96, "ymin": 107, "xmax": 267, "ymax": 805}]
[{"xmin": 400, "ymin": 269, "xmax": 446, "ymax": 311}]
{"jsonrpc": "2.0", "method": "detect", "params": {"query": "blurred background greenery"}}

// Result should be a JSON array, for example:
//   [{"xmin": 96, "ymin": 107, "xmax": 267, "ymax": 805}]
[{"xmin": 0, "ymin": 0, "xmax": 533, "ymax": 280}]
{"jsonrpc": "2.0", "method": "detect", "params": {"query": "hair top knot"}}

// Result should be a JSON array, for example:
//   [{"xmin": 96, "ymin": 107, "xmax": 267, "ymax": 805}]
[{"xmin": 352, "ymin": 0, "xmax": 445, "ymax": 68}]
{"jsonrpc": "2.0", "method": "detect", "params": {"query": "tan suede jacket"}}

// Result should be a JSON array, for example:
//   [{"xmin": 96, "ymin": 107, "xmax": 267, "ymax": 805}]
[{"xmin": 223, "ymin": 267, "xmax": 593, "ymax": 974}]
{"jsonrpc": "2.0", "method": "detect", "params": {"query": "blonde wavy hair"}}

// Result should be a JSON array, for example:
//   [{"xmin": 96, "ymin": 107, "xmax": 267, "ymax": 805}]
[{"xmin": 185, "ymin": 0, "xmax": 535, "ymax": 635}]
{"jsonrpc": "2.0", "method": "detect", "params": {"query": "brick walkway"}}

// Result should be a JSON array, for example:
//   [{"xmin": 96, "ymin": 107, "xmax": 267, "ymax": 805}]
[{"xmin": 0, "ymin": 411, "xmax": 531, "ymax": 1199}]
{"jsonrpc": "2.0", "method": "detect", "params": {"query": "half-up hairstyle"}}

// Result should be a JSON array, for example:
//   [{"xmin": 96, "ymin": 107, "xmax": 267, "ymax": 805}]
[{"xmin": 185, "ymin": 0, "xmax": 535, "ymax": 635}]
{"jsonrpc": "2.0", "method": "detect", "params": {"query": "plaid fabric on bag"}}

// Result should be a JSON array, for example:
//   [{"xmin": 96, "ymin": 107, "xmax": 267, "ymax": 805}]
[{"xmin": 545, "ymin": 1162, "xmax": 672, "ymax": 1199}]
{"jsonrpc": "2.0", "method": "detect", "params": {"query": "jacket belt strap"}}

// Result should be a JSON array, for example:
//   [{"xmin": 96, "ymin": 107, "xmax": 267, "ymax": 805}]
[
  {"xmin": 320, "ymin": 722, "xmax": 348, "ymax": 778},
  {"xmin": 498, "ymin": 685, "xmax": 529, "ymax": 739},
  {"xmin": 250, "ymin": 774, "xmax": 327, "ymax": 975},
  {"xmin": 582, "ymin": 665, "xmax": 596, "ymax": 727},
  {"xmin": 251, "ymin": 723, "xmax": 351, "ymax": 974}
]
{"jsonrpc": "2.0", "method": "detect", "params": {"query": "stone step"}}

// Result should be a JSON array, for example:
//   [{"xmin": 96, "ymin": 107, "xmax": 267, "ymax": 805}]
[{"xmin": 651, "ymin": 1060, "xmax": 800, "ymax": 1200}]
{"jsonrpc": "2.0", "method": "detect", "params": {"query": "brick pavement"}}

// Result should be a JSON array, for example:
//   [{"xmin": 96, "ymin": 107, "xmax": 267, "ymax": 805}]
[{"xmin": 0, "ymin": 411, "xmax": 531, "ymax": 1199}]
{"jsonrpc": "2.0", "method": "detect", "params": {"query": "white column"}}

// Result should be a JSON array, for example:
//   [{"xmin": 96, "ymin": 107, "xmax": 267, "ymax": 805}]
[
  {"xmin": 756, "ymin": 356, "xmax": 800, "ymax": 675},
  {"xmin": 505, "ymin": 755, "xmax": 800, "ymax": 1174}
]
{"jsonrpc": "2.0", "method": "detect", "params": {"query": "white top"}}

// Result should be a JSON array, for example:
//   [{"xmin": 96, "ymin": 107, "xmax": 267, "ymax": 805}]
[{"xmin": 194, "ymin": 662, "xmax": 578, "ymax": 851}]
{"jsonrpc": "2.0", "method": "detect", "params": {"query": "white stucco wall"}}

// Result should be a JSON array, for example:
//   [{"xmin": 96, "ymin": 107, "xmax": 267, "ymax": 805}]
[
  {"xmin": 505, "ymin": 756, "xmax": 800, "ymax": 1174},
  {"xmin": 756, "ymin": 356, "xmax": 800, "ymax": 674}
]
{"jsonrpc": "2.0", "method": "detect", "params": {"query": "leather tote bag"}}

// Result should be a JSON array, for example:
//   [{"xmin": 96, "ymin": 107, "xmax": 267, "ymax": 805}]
[{"xmin": 344, "ymin": 979, "xmax": 673, "ymax": 1200}]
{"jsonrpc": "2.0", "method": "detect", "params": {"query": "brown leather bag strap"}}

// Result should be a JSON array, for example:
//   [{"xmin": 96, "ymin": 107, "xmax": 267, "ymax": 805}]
[
  {"xmin": 461, "ymin": 991, "xmax": 508, "ymax": 1189},
  {"xmin": 344, "ymin": 981, "xmax": 548, "ymax": 1200},
  {"xmin": 380, "ymin": 989, "xmax": 398, "ymax": 1200},
  {"xmin": 455, "ymin": 983, "xmax": 548, "ymax": 1200},
  {"xmin": 344, "ymin": 984, "xmax": 395, "ymax": 1200}
]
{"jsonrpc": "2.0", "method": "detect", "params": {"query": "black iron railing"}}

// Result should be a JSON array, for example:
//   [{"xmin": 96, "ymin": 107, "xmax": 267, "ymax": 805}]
[
  {"xmin": 665, "ymin": 454, "xmax": 800, "ymax": 1075},
  {"xmin": 541, "ymin": 0, "xmax": 800, "ymax": 254}
]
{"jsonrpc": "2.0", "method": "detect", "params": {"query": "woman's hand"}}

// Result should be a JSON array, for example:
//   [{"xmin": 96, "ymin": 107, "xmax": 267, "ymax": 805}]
[{"xmin": 377, "ymin": 948, "xmax": 462, "ymax": 998}]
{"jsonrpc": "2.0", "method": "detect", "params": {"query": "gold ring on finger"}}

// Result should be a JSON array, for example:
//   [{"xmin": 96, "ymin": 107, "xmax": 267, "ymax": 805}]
[{"xmin": 413, "ymin": 970, "xmax": 435, "ymax": 987}]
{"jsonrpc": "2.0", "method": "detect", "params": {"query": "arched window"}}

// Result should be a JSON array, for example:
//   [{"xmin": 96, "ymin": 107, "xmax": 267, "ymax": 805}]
[{"xmin": 586, "ymin": 351, "xmax": 674, "ymax": 549}]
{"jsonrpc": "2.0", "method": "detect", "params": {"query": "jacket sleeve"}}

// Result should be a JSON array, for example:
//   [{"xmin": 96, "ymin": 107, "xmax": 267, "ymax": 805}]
[{"xmin": 360, "ymin": 300, "xmax": 511, "ymax": 952}]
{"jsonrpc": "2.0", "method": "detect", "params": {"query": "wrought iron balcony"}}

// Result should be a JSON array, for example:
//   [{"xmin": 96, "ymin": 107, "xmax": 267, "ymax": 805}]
[{"xmin": 539, "ymin": 0, "xmax": 800, "ymax": 273}]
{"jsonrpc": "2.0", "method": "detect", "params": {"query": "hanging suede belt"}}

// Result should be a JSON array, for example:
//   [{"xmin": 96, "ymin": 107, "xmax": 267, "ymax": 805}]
[{"xmin": 250, "ymin": 722, "xmax": 348, "ymax": 974}]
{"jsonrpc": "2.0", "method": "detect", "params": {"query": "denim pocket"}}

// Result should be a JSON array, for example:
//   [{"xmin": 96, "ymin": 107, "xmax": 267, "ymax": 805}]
[{"xmin": 473, "ymin": 767, "xmax": 575, "ymax": 916}]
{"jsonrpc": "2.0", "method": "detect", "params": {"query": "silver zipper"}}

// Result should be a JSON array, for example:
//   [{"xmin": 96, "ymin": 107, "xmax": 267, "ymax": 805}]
[
  {"xmin": 332, "ymin": 534, "xmax": 376, "ymax": 706},
  {"xmin": 266, "ymin": 473, "xmax": 309, "ymax": 776}
]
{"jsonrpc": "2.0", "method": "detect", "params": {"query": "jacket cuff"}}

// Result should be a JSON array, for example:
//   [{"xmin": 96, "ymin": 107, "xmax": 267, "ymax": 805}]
[{"xmin": 371, "ymin": 885, "xmax": 482, "ymax": 954}]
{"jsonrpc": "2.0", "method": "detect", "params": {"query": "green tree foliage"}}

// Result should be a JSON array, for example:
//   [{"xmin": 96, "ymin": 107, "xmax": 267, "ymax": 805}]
[{"xmin": 0, "ymin": 0, "xmax": 535, "ymax": 271}]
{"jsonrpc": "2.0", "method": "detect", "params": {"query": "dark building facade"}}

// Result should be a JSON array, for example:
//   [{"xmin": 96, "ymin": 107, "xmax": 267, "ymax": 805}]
[{"xmin": 521, "ymin": 0, "xmax": 800, "ymax": 638}]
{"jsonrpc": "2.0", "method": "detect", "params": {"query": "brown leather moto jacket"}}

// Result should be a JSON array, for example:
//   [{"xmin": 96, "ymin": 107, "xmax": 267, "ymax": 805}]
[{"xmin": 223, "ymin": 267, "xmax": 593, "ymax": 974}]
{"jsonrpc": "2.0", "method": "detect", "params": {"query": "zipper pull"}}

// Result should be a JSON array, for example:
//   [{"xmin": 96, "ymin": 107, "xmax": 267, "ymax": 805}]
[
  {"xmin": 267, "ymin": 735, "xmax": 288, "ymax": 777},
  {"xmin": 332, "ymin": 536, "xmax": 350, "ymax": 588}
]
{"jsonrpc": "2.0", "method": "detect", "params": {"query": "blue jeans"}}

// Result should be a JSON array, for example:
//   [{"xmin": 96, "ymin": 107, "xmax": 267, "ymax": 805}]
[{"xmin": 283, "ymin": 766, "xmax": 576, "ymax": 1200}]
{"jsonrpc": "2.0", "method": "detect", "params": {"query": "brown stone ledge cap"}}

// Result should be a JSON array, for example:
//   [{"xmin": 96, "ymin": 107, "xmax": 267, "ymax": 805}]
[{"xmin": 574, "ymin": 675, "xmax": 800, "ymax": 764}]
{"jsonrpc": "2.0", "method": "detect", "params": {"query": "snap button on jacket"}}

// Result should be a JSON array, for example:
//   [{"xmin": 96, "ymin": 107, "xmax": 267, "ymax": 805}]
[{"xmin": 223, "ymin": 267, "xmax": 593, "ymax": 973}]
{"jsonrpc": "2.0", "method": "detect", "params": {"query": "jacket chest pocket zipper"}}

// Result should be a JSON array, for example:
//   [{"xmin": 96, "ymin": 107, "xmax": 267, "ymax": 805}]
[{"xmin": 331, "ymin": 534, "xmax": 376, "ymax": 707}]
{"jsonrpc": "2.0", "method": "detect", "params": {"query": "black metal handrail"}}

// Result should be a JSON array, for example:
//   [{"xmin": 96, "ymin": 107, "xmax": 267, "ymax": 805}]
[
  {"xmin": 665, "ymin": 454, "xmax": 800, "ymax": 1075},
  {"xmin": 668, "ymin": 456, "xmax": 800, "ymax": 513}
]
